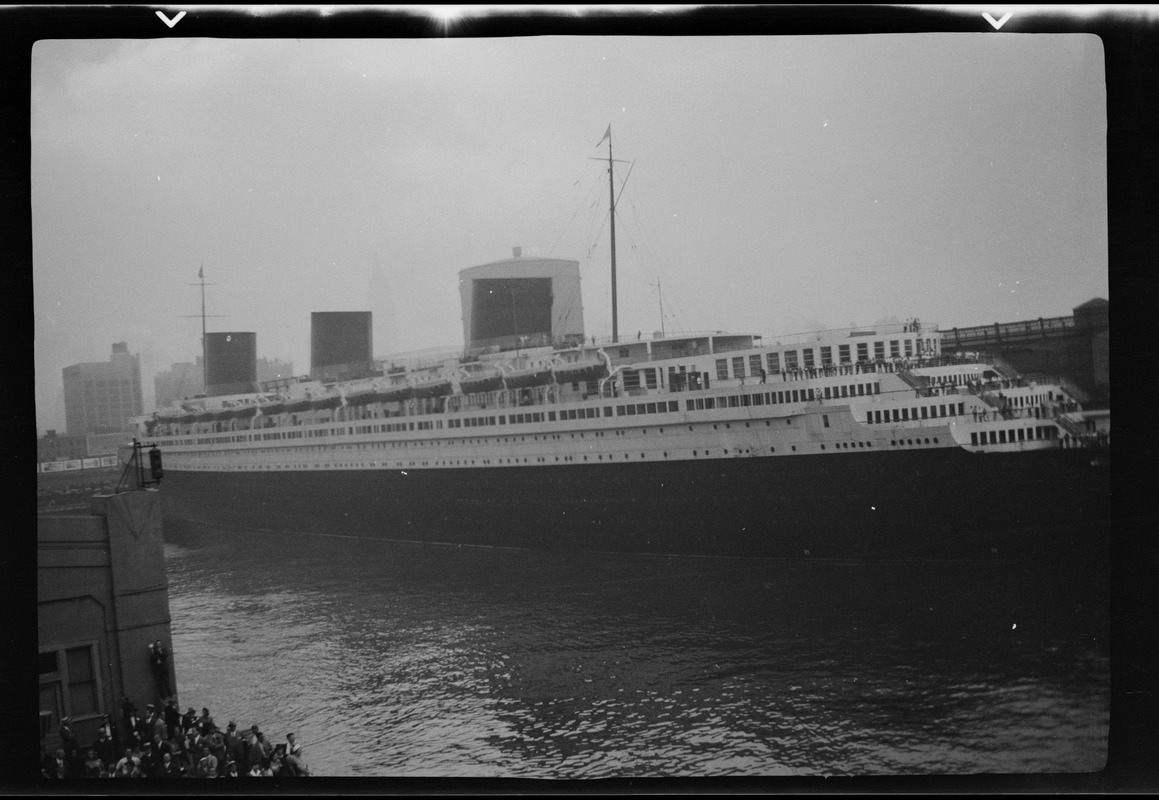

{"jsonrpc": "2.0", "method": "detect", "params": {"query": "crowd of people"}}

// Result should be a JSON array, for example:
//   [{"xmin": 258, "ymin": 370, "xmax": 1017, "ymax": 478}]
[{"xmin": 40, "ymin": 695, "xmax": 311, "ymax": 779}]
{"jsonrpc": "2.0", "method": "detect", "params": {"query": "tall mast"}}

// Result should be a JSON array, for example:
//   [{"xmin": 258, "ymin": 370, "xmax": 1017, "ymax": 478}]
[
  {"xmin": 184, "ymin": 265, "xmax": 221, "ymax": 394},
  {"xmin": 606, "ymin": 130, "xmax": 619, "ymax": 344},
  {"xmin": 657, "ymin": 279, "xmax": 664, "ymax": 338},
  {"xmin": 591, "ymin": 126, "xmax": 627, "ymax": 344},
  {"xmin": 199, "ymin": 264, "xmax": 207, "ymax": 390}
]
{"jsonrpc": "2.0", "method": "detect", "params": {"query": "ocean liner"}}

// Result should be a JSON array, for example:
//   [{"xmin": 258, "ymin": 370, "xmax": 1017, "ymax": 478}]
[{"xmin": 131, "ymin": 132, "xmax": 1110, "ymax": 560}]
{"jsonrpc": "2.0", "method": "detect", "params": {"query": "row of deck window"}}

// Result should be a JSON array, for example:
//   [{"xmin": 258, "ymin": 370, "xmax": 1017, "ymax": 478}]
[
  {"xmin": 866, "ymin": 402, "xmax": 966, "ymax": 424},
  {"xmin": 714, "ymin": 338, "xmax": 936, "ymax": 380},
  {"xmin": 971, "ymin": 426, "xmax": 1057, "ymax": 445}
]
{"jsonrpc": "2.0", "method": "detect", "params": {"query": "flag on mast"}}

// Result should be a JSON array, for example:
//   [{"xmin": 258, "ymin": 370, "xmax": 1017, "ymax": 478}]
[
  {"xmin": 596, "ymin": 125, "xmax": 611, "ymax": 147},
  {"xmin": 198, "ymin": 265, "xmax": 204, "ymax": 279}
]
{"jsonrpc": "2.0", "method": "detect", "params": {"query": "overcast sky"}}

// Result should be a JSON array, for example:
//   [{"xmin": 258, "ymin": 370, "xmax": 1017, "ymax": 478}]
[{"xmin": 32, "ymin": 27, "xmax": 1108, "ymax": 434}]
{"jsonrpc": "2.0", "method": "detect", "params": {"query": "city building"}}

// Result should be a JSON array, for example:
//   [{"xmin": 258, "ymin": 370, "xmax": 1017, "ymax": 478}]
[{"xmin": 62, "ymin": 343, "xmax": 144, "ymax": 436}]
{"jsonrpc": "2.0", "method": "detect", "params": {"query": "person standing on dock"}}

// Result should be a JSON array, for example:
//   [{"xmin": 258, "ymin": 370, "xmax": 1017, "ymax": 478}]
[{"xmin": 149, "ymin": 640, "xmax": 173, "ymax": 700}]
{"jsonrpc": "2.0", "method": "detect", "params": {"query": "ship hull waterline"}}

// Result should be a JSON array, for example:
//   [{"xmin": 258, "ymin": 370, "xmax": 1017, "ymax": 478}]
[{"xmin": 157, "ymin": 446, "xmax": 1109, "ymax": 562}]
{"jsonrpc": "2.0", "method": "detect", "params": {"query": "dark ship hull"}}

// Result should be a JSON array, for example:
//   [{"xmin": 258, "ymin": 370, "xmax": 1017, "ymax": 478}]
[{"xmin": 159, "ymin": 444, "xmax": 1109, "ymax": 561}]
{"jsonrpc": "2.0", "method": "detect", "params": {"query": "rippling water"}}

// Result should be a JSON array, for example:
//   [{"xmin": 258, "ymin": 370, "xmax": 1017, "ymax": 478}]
[{"xmin": 163, "ymin": 527, "xmax": 1108, "ymax": 778}]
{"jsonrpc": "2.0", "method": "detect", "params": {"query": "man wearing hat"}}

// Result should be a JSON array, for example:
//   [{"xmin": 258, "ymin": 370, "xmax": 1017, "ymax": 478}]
[
  {"xmin": 93, "ymin": 721, "xmax": 118, "ymax": 767},
  {"xmin": 225, "ymin": 722, "xmax": 246, "ymax": 776},
  {"xmin": 206, "ymin": 725, "xmax": 227, "ymax": 776},
  {"xmin": 163, "ymin": 698, "xmax": 181, "ymax": 740},
  {"xmin": 139, "ymin": 739, "xmax": 160, "ymax": 777}
]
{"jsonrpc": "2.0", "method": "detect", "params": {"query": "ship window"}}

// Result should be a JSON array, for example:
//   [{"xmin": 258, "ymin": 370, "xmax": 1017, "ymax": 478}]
[
  {"xmin": 803, "ymin": 348, "xmax": 815, "ymax": 369},
  {"xmin": 749, "ymin": 355, "xmax": 762, "ymax": 376},
  {"xmin": 824, "ymin": 387, "xmax": 831, "ymax": 399},
  {"xmin": 1017, "ymin": 428, "xmax": 1025, "ymax": 441},
  {"xmin": 705, "ymin": 398, "xmax": 715, "ymax": 409},
  {"xmin": 823, "ymin": 414, "xmax": 830, "ymax": 428},
  {"xmin": 857, "ymin": 342, "xmax": 868, "ymax": 361},
  {"xmin": 549, "ymin": 412, "xmax": 556, "ymax": 421},
  {"xmin": 605, "ymin": 407, "xmax": 613, "ymax": 417},
  {"xmin": 838, "ymin": 344, "xmax": 850, "ymax": 363},
  {"xmin": 646, "ymin": 403, "xmax": 657, "ymax": 414},
  {"xmin": 874, "ymin": 341, "xmax": 885, "ymax": 359},
  {"xmin": 785, "ymin": 351, "xmax": 798, "ymax": 369},
  {"xmin": 627, "ymin": 405, "xmax": 636, "ymax": 415},
  {"xmin": 890, "ymin": 340, "xmax": 900, "ymax": 358},
  {"xmin": 732, "ymin": 357, "xmax": 746, "ymax": 379},
  {"xmin": 999, "ymin": 430, "xmax": 1007, "ymax": 443},
  {"xmin": 716, "ymin": 360, "xmax": 729, "ymax": 380},
  {"xmin": 766, "ymin": 353, "xmax": 780, "ymax": 374}
]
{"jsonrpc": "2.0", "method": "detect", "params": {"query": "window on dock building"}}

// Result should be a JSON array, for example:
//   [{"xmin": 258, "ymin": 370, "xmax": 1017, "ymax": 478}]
[{"xmin": 39, "ymin": 645, "xmax": 100, "ymax": 729}]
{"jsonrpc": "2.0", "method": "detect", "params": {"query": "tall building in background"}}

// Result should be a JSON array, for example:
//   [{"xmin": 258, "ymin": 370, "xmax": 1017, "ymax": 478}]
[
  {"xmin": 154, "ymin": 359, "xmax": 203, "ymax": 409},
  {"xmin": 368, "ymin": 253, "xmax": 398, "ymax": 359},
  {"xmin": 62, "ymin": 343, "xmax": 144, "ymax": 435}
]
